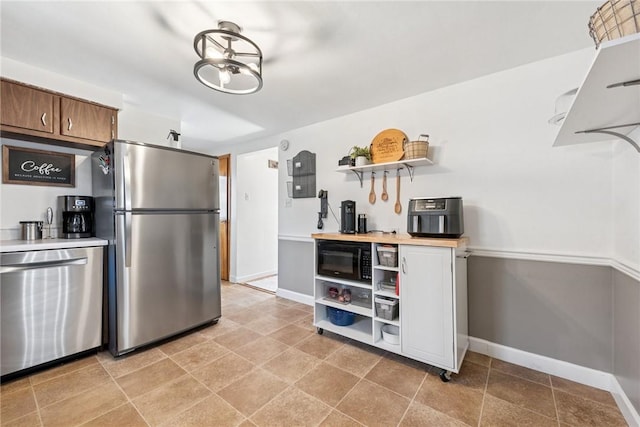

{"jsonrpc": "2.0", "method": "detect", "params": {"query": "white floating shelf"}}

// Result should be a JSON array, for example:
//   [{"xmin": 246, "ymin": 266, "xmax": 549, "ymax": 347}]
[
  {"xmin": 336, "ymin": 157, "xmax": 433, "ymax": 186},
  {"xmin": 553, "ymin": 33, "xmax": 640, "ymax": 152}
]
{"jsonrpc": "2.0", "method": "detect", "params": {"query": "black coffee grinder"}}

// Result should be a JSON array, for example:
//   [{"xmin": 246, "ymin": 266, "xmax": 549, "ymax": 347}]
[{"xmin": 58, "ymin": 195, "xmax": 94, "ymax": 238}]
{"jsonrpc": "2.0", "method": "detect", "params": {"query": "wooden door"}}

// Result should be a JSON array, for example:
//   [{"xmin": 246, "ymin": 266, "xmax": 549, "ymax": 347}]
[
  {"xmin": 218, "ymin": 154, "xmax": 230, "ymax": 281},
  {"xmin": 1, "ymin": 80, "xmax": 55, "ymax": 134},
  {"xmin": 60, "ymin": 97, "xmax": 115, "ymax": 143}
]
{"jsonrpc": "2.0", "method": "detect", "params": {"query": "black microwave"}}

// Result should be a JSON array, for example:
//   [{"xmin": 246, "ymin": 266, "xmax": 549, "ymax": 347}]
[{"xmin": 316, "ymin": 240, "xmax": 372, "ymax": 283}]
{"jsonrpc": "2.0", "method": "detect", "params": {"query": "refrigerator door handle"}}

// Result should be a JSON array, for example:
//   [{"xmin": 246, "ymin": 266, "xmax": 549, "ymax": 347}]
[
  {"xmin": 125, "ymin": 212, "xmax": 132, "ymax": 267},
  {"xmin": 123, "ymin": 149, "xmax": 132, "ymax": 211}
]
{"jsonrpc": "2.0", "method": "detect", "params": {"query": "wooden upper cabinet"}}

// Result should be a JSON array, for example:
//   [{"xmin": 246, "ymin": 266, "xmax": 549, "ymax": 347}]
[
  {"xmin": 1, "ymin": 80, "xmax": 55, "ymax": 135},
  {"xmin": 0, "ymin": 78, "xmax": 118, "ymax": 148},
  {"xmin": 60, "ymin": 97, "xmax": 115, "ymax": 143}
]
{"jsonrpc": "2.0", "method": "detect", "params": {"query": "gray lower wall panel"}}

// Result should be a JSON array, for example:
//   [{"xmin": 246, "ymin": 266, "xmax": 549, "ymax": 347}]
[
  {"xmin": 278, "ymin": 239, "xmax": 314, "ymax": 297},
  {"xmin": 468, "ymin": 256, "xmax": 613, "ymax": 372},
  {"xmin": 278, "ymin": 242, "xmax": 639, "ymax": 412},
  {"xmin": 613, "ymin": 269, "xmax": 640, "ymax": 415}
]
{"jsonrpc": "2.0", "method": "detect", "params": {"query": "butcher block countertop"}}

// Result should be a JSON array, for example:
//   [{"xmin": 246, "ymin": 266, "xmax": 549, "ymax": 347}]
[
  {"xmin": 311, "ymin": 232, "xmax": 468, "ymax": 248},
  {"xmin": 0, "ymin": 238, "xmax": 108, "ymax": 253}
]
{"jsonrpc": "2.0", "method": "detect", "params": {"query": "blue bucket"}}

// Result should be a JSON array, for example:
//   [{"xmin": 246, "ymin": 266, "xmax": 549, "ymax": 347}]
[{"xmin": 327, "ymin": 307, "xmax": 355, "ymax": 326}]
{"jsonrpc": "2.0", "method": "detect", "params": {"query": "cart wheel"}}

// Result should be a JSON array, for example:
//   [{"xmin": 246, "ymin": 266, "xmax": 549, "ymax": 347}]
[
  {"xmin": 439, "ymin": 370, "xmax": 451, "ymax": 382},
  {"xmin": 316, "ymin": 327, "xmax": 324, "ymax": 335}
]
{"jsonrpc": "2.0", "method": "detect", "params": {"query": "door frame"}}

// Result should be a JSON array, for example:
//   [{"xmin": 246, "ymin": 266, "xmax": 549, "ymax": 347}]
[{"xmin": 219, "ymin": 154, "xmax": 231, "ymax": 281}]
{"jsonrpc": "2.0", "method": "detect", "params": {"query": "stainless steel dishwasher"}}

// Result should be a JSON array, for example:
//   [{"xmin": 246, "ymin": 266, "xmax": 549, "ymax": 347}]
[{"xmin": 1, "ymin": 246, "xmax": 103, "ymax": 376}]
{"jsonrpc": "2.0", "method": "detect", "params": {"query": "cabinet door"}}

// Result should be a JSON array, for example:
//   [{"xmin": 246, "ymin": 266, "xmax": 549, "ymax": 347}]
[
  {"xmin": 400, "ymin": 245, "xmax": 454, "ymax": 370},
  {"xmin": 1, "ymin": 80, "xmax": 55, "ymax": 134},
  {"xmin": 60, "ymin": 97, "xmax": 115, "ymax": 143}
]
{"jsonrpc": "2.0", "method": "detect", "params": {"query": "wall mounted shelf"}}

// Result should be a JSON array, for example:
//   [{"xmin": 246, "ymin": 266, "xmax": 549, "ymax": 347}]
[
  {"xmin": 336, "ymin": 157, "xmax": 433, "ymax": 187},
  {"xmin": 553, "ymin": 33, "xmax": 640, "ymax": 153}
]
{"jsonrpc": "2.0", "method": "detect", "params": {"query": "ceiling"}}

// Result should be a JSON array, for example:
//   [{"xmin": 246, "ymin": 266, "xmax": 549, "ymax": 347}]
[{"xmin": 0, "ymin": 1, "xmax": 601, "ymax": 152}]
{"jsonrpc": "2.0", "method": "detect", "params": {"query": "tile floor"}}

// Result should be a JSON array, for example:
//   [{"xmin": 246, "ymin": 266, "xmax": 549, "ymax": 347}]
[{"xmin": 1, "ymin": 281, "xmax": 629, "ymax": 427}]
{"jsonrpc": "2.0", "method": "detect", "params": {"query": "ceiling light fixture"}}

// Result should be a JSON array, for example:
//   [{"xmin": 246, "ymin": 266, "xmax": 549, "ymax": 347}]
[{"xmin": 193, "ymin": 21, "xmax": 263, "ymax": 95}]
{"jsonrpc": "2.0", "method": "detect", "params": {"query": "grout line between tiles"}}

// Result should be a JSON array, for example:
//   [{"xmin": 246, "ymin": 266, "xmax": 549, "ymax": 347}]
[
  {"xmin": 32, "ymin": 364, "xmax": 114, "ymax": 413},
  {"xmin": 97, "ymin": 349, "xmax": 170, "ymax": 381},
  {"xmin": 152, "ymin": 375, "xmax": 214, "ymax": 427},
  {"xmin": 31, "ymin": 383, "xmax": 44, "ymax": 427},
  {"xmin": 98, "ymin": 357, "xmax": 151, "ymax": 426},
  {"xmin": 476, "ymin": 357, "xmax": 492, "ymax": 426},
  {"xmin": 327, "ymin": 376, "xmax": 363, "ymax": 412},
  {"xmin": 550, "ymin": 380, "xmax": 561, "ymax": 427},
  {"xmin": 395, "ymin": 363, "xmax": 429, "ymax": 426}
]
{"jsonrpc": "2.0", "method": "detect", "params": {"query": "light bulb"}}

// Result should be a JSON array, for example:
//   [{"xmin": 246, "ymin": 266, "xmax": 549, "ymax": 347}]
[{"xmin": 219, "ymin": 68, "xmax": 231, "ymax": 85}]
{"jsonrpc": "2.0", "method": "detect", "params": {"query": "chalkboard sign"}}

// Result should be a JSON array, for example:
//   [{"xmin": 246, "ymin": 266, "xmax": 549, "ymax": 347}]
[{"xmin": 2, "ymin": 145, "xmax": 75, "ymax": 187}]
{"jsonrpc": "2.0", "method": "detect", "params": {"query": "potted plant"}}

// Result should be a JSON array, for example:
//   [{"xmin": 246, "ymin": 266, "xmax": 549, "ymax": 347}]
[{"xmin": 350, "ymin": 145, "xmax": 371, "ymax": 166}]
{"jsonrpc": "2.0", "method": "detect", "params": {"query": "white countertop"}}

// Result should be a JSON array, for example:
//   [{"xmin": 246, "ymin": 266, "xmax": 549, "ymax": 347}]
[{"xmin": 0, "ymin": 238, "xmax": 109, "ymax": 253}]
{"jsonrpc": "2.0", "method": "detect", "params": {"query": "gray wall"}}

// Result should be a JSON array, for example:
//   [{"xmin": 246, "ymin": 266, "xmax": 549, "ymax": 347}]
[
  {"xmin": 613, "ymin": 269, "xmax": 640, "ymax": 414},
  {"xmin": 279, "ymin": 242, "xmax": 640, "ymax": 414},
  {"xmin": 468, "ymin": 256, "xmax": 613, "ymax": 372},
  {"xmin": 278, "ymin": 239, "xmax": 314, "ymax": 297}
]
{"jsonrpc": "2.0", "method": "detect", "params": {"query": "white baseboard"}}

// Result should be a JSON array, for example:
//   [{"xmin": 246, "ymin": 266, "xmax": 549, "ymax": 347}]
[
  {"xmin": 469, "ymin": 337, "xmax": 639, "ymax": 427},
  {"xmin": 611, "ymin": 376, "xmax": 640, "ymax": 427},
  {"xmin": 275, "ymin": 288, "xmax": 313, "ymax": 306}
]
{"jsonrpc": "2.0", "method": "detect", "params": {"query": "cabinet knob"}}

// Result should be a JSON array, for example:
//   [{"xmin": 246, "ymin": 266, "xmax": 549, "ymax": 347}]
[
  {"xmin": 41, "ymin": 113, "xmax": 47, "ymax": 126},
  {"xmin": 68, "ymin": 117, "xmax": 73, "ymax": 131}
]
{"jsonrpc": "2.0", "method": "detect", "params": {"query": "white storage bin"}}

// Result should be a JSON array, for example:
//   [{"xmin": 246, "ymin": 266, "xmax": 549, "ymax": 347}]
[{"xmin": 381, "ymin": 324, "xmax": 400, "ymax": 345}]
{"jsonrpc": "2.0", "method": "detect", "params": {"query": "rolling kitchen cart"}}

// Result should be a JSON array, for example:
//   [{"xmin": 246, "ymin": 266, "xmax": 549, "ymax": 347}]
[{"xmin": 312, "ymin": 233, "xmax": 468, "ymax": 382}]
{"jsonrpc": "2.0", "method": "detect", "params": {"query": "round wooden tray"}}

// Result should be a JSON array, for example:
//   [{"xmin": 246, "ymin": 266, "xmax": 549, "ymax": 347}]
[{"xmin": 370, "ymin": 129, "xmax": 407, "ymax": 163}]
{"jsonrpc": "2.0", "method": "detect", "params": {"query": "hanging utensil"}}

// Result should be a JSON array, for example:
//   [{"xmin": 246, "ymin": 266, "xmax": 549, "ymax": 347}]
[
  {"xmin": 394, "ymin": 170, "xmax": 402, "ymax": 214},
  {"xmin": 369, "ymin": 172, "xmax": 376, "ymax": 204},
  {"xmin": 381, "ymin": 171, "xmax": 389, "ymax": 201}
]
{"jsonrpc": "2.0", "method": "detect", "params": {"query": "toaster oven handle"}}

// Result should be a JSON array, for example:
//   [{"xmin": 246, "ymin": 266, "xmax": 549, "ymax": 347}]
[
  {"xmin": 412, "ymin": 215, "xmax": 420, "ymax": 233},
  {"xmin": 438, "ymin": 215, "xmax": 445, "ymax": 234}
]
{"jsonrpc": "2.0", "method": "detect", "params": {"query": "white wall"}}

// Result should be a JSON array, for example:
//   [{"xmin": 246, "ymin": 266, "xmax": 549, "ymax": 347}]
[
  {"xmin": 255, "ymin": 48, "xmax": 619, "ymax": 261},
  {"xmin": 1, "ymin": 57, "xmax": 122, "ymax": 110},
  {"xmin": 118, "ymin": 105, "xmax": 182, "ymax": 148},
  {"xmin": 234, "ymin": 147, "xmax": 279, "ymax": 282},
  {"xmin": 612, "ymin": 127, "xmax": 640, "ymax": 271},
  {"xmin": 0, "ymin": 138, "xmax": 94, "ymax": 239}
]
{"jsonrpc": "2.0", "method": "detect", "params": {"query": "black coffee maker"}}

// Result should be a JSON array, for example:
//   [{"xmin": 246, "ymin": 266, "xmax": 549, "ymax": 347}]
[
  {"xmin": 340, "ymin": 200, "xmax": 356, "ymax": 234},
  {"xmin": 58, "ymin": 195, "xmax": 94, "ymax": 238}
]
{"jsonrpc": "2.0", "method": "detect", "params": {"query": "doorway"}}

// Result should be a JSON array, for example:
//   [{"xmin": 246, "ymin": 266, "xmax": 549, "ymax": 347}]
[{"xmin": 235, "ymin": 147, "xmax": 278, "ymax": 292}]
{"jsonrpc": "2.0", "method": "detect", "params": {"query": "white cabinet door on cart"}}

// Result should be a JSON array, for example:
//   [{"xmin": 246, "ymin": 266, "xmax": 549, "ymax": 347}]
[{"xmin": 400, "ymin": 245, "xmax": 455, "ymax": 370}]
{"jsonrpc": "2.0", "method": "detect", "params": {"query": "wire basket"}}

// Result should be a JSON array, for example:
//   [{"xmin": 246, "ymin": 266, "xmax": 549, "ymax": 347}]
[
  {"xmin": 589, "ymin": 0, "xmax": 640, "ymax": 48},
  {"xmin": 403, "ymin": 134, "xmax": 429, "ymax": 160}
]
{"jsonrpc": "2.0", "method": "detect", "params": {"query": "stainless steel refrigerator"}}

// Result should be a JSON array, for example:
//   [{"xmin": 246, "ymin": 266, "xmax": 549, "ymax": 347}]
[{"xmin": 92, "ymin": 140, "xmax": 221, "ymax": 356}]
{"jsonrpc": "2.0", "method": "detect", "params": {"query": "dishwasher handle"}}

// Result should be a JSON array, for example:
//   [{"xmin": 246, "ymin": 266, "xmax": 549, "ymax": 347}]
[{"xmin": 0, "ymin": 257, "xmax": 88, "ymax": 274}]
